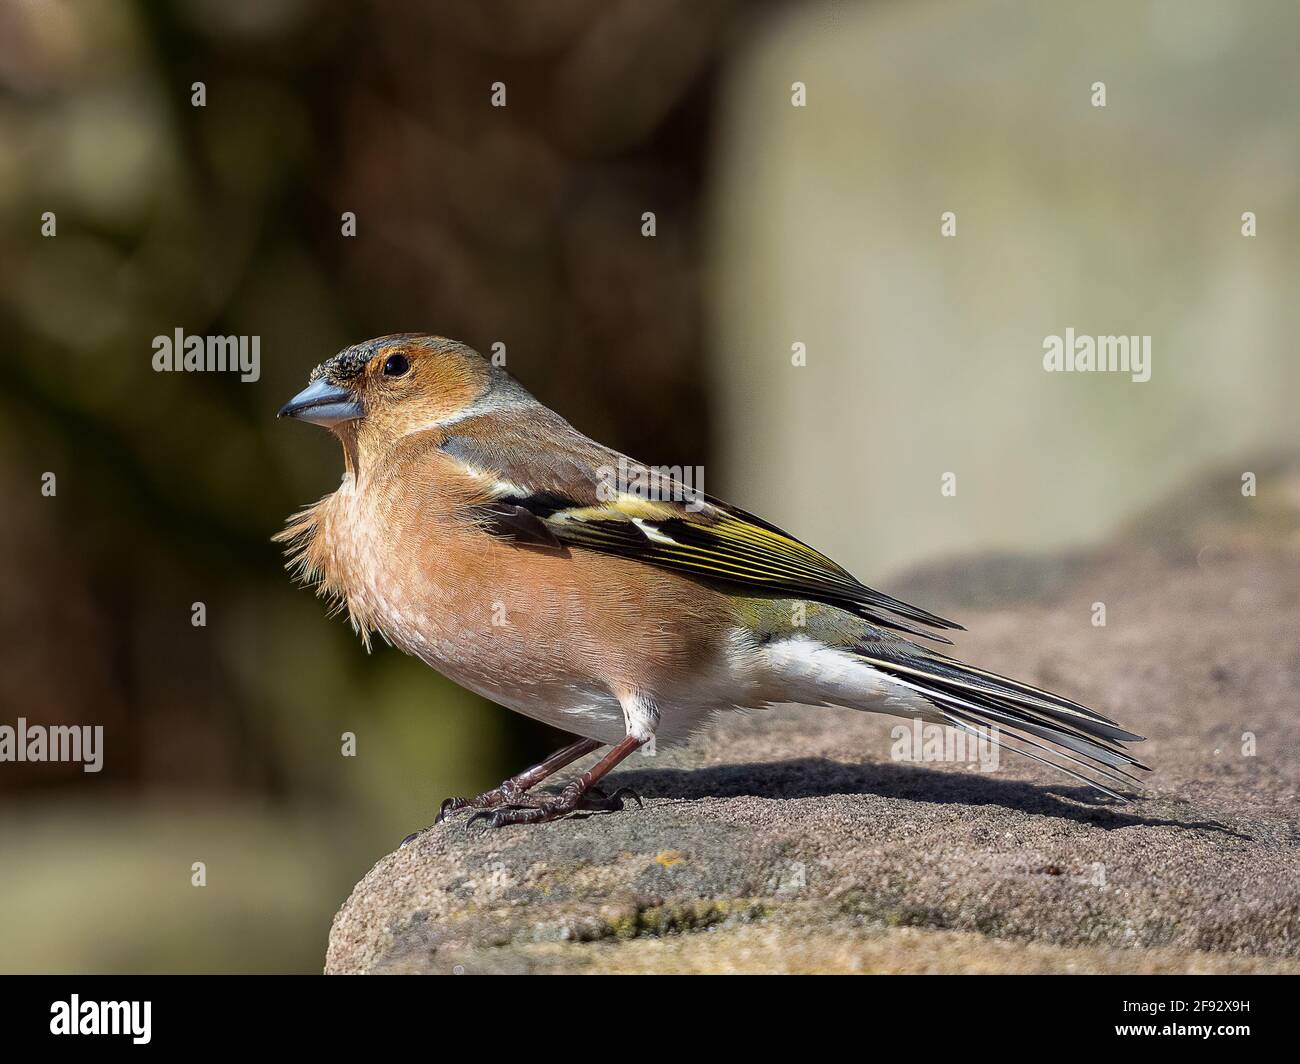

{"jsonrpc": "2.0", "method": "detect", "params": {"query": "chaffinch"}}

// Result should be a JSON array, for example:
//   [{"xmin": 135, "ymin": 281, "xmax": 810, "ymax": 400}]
[{"xmin": 277, "ymin": 334, "xmax": 1147, "ymax": 826}]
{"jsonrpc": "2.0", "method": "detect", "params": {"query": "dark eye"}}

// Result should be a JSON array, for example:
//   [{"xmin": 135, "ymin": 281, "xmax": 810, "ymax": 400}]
[{"xmin": 383, "ymin": 353, "xmax": 410, "ymax": 377}]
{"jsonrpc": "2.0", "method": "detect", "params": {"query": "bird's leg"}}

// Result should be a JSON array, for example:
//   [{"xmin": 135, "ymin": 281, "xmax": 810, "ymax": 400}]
[
  {"xmin": 470, "ymin": 734, "xmax": 646, "ymax": 827},
  {"xmin": 435, "ymin": 737, "xmax": 602, "ymax": 823}
]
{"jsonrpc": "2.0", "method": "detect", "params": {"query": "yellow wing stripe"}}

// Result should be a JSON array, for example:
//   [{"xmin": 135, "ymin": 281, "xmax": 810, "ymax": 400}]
[{"xmin": 557, "ymin": 517, "xmax": 855, "ymax": 592}]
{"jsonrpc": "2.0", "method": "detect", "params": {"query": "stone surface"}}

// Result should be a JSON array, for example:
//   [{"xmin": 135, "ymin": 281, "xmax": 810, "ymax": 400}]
[{"xmin": 326, "ymin": 464, "xmax": 1300, "ymax": 974}]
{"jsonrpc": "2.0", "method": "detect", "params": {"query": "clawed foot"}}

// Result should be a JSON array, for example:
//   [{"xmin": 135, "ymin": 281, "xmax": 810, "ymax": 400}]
[
  {"xmin": 430, "ymin": 736, "xmax": 644, "ymax": 829},
  {"xmin": 434, "ymin": 780, "xmax": 528, "ymax": 825},
  {"xmin": 467, "ymin": 784, "xmax": 643, "ymax": 828},
  {"xmin": 433, "ymin": 796, "xmax": 472, "ymax": 825}
]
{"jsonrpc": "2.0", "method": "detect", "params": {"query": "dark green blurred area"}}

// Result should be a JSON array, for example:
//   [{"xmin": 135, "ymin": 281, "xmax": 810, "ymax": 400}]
[{"xmin": 0, "ymin": 0, "xmax": 735, "ymax": 972}]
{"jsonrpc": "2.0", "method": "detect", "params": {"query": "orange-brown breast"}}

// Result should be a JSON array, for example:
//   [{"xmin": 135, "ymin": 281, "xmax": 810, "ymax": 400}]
[{"xmin": 306, "ymin": 436, "xmax": 735, "ymax": 711}]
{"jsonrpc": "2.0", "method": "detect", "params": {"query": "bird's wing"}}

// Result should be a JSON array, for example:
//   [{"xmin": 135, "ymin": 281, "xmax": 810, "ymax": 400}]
[{"xmin": 438, "ymin": 417, "xmax": 963, "ymax": 642}]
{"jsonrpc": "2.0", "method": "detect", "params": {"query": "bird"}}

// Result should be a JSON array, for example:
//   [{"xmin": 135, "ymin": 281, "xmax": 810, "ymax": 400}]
[{"xmin": 276, "ymin": 333, "xmax": 1148, "ymax": 827}]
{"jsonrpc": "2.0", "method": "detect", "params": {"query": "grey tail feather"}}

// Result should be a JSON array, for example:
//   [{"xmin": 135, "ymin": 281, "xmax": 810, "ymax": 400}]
[{"xmin": 855, "ymin": 649, "xmax": 1148, "ymax": 800}]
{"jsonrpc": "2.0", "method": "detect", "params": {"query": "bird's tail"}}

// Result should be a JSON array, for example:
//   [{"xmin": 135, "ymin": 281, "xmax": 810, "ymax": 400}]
[{"xmin": 854, "ymin": 647, "xmax": 1148, "ymax": 800}]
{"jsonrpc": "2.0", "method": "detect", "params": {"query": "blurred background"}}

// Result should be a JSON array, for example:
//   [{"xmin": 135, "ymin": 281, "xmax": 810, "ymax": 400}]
[{"xmin": 0, "ymin": 0, "xmax": 1295, "ymax": 972}]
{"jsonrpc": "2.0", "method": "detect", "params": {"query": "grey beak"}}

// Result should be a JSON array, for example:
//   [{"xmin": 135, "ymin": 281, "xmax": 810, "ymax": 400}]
[{"xmin": 277, "ymin": 378, "xmax": 363, "ymax": 427}]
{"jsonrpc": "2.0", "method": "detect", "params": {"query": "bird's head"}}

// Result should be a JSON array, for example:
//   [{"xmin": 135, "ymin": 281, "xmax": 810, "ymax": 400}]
[{"xmin": 278, "ymin": 334, "xmax": 500, "ymax": 461}]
